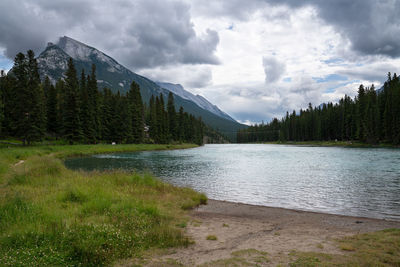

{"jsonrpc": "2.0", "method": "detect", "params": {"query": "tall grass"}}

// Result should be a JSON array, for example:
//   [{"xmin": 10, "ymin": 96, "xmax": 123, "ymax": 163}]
[{"xmin": 0, "ymin": 144, "xmax": 206, "ymax": 266}]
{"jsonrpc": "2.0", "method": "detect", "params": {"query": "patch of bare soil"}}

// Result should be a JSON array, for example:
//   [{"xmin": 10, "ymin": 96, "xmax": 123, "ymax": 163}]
[{"xmin": 122, "ymin": 199, "xmax": 400, "ymax": 266}]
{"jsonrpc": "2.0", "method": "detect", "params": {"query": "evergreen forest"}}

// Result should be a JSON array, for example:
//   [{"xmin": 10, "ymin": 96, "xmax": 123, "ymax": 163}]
[
  {"xmin": 0, "ymin": 50, "xmax": 206, "ymax": 145},
  {"xmin": 237, "ymin": 73, "xmax": 400, "ymax": 145}
]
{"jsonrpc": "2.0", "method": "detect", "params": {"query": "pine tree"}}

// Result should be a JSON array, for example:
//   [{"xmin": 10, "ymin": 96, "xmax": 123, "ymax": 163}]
[
  {"xmin": 100, "ymin": 88, "xmax": 113, "ymax": 141},
  {"xmin": 63, "ymin": 58, "xmax": 82, "ymax": 144},
  {"xmin": 1, "ymin": 72, "xmax": 15, "ymax": 136},
  {"xmin": 384, "ymin": 73, "xmax": 393, "ymax": 142},
  {"xmin": 391, "ymin": 74, "xmax": 400, "ymax": 144},
  {"xmin": 148, "ymin": 95, "xmax": 157, "ymax": 142},
  {"xmin": 128, "ymin": 81, "xmax": 144, "ymax": 143},
  {"xmin": 155, "ymin": 96, "xmax": 163, "ymax": 143},
  {"xmin": 109, "ymin": 92, "xmax": 122, "ymax": 143},
  {"xmin": 0, "ymin": 70, "xmax": 4, "ymax": 136},
  {"xmin": 12, "ymin": 52, "xmax": 29, "ymax": 143},
  {"xmin": 157, "ymin": 94, "xmax": 168, "ymax": 143},
  {"xmin": 167, "ymin": 92, "xmax": 177, "ymax": 141},
  {"xmin": 178, "ymin": 106, "xmax": 185, "ymax": 142},
  {"xmin": 357, "ymin": 84, "xmax": 367, "ymax": 142},
  {"xmin": 79, "ymin": 70, "xmax": 96, "ymax": 143},
  {"xmin": 119, "ymin": 94, "xmax": 132, "ymax": 143},
  {"xmin": 55, "ymin": 79, "xmax": 65, "ymax": 136},
  {"xmin": 87, "ymin": 64, "xmax": 100, "ymax": 141},
  {"xmin": 46, "ymin": 81, "xmax": 58, "ymax": 135},
  {"xmin": 11, "ymin": 51, "xmax": 46, "ymax": 144},
  {"xmin": 27, "ymin": 50, "xmax": 46, "ymax": 142},
  {"xmin": 364, "ymin": 85, "xmax": 379, "ymax": 144}
]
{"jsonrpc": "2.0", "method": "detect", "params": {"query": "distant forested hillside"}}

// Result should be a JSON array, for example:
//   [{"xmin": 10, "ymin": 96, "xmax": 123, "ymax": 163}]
[{"xmin": 238, "ymin": 73, "xmax": 400, "ymax": 145}]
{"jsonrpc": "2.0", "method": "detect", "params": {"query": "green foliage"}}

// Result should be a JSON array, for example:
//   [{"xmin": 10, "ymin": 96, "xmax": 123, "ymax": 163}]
[
  {"xmin": 206, "ymin": 235, "xmax": 217, "ymax": 240},
  {"xmin": 238, "ymin": 72, "xmax": 400, "ymax": 145},
  {"xmin": 44, "ymin": 76, "xmax": 58, "ymax": 135},
  {"xmin": 64, "ymin": 58, "xmax": 82, "ymax": 143},
  {"xmin": 8, "ymin": 51, "xmax": 46, "ymax": 145},
  {"xmin": 2, "ymin": 51, "xmax": 205, "ymax": 145},
  {"xmin": 0, "ymin": 70, "xmax": 4, "ymax": 136},
  {"xmin": 0, "ymin": 144, "xmax": 205, "ymax": 266},
  {"xmin": 168, "ymin": 92, "xmax": 178, "ymax": 140},
  {"xmin": 128, "ymin": 81, "xmax": 144, "ymax": 143},
  {"xmin": 80, "ymin": 69, "xmax": 97, "ymax": 143},
  {"xmin": 147, "ymin": 93, "xmax": 205, "ymax": 145}
]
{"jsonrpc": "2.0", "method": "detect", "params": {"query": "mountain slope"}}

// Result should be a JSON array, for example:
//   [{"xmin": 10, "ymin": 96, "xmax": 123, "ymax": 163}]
[
  {"xmin": 156, "ymin": 82, "xmax": 236, "ymax": 122},
  {"xmin": 36, "ymin": 36, "xmax": 246, "ymax": 140}
]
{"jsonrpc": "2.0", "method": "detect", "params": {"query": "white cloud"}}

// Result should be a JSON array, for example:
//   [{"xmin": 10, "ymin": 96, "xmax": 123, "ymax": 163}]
[
  {"xmin": 1, "ymin": 0, "xmax": 400, "ymax": 124},
  {"xmin": 139, "ymin": 65, "xmax": 213, "ymax": 91},
  {"xmin": 262, "ymin": 56, "xmax": 286, "ymax": 83}
]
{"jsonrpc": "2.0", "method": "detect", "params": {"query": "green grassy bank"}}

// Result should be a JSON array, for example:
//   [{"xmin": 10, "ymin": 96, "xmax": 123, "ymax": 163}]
[{"xmin": 0, "ymin": 144, "xmax": 206, "ymax": 266}]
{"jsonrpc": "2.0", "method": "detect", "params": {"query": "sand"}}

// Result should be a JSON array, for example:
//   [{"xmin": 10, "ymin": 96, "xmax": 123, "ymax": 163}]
[{"xmin": 125, "ymin": 199, "xmax": 400, "ymax": 266}]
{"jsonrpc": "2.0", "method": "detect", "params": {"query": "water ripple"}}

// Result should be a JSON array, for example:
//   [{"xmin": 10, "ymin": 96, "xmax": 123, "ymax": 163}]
[{"xmin": 65, "ymin": 144, "xmax": 400, "ymax": 220}]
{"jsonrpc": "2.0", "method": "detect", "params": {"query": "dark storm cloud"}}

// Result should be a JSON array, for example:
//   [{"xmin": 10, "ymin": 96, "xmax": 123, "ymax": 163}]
[
  {"xmin": 0, "ymin": 0, "xmax": 219, "ymax": 69},
  {"xmin": 0, "ymin": 0, "xmax": 92, "ymax": 58}
]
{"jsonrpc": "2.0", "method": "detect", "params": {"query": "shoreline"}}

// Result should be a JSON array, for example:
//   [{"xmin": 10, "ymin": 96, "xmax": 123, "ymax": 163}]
[
  {"xmin": 0, "ymin": 144, "xmax": 206, "ymax": 266},
  {"xmin": 206, "ymin": 198, "xmax": 400, "ymax": 223},
  {"xmin": 3, "ymin": 144, "xmax": 399, "ymax": 266},
  {"xmin": 195, "ymin": 199, "xmax": 400, "ymax": 233},
  {"xmin": 258, "ymin": 141, "xmax": 400, "ymax": 149},
  {"xmin": 148, "ymin": 199, "xmax": 400, "ymax": 266}
]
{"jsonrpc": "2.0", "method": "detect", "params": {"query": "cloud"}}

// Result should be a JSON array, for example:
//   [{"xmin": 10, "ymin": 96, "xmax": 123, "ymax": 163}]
[
  {"xmin": 189, "ymin": 0, "xmax": 267, "ymax": 20},
  {"xmin": 192, "ymin": 0, "xmax": 400, "ymax": 58},
  {"xmin": 0, "ymin": 0, "xmax": 219, "ymax": 70},
  {"xmin": 336, "ymin": 62, "xmax": 398, "ymax": 84},
  {"xmin": 203, "ymin": 71, "xmax": 368, "ymax": 123},
  {"xmin": 139, "ymin": 65, "xmax": 213, "ymax": 90},
  {"xmin": 2, "ymin": 0, "xmax": 400, "ymax": 125},
  {"xmin": 313, "ymin": 0, "xmax": 400, "ymax": 58},
  {"xmin": 302, "ymin": 0, "xmax": 400, "ymax": 58},
  {"xmin": 262, "ymin": 56, "xmax": 286, "ymax": 83}
]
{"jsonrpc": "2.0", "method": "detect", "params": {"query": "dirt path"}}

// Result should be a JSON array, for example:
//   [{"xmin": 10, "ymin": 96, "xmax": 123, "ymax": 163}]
[{"xmin": 123, "ymin": 200, "xmax": 400, "ymax": 266}]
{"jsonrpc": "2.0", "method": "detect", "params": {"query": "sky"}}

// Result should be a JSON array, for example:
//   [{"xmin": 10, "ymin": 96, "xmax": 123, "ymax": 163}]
[{"xmin": 1, "ymin": 0, "xmax": 400, "ymax": 124}]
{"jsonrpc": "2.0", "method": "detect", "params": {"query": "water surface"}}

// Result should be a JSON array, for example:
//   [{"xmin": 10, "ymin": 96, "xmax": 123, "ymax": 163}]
[{"xmin": 65, "ymin": 144, "xmax": 400, "ymax": 220}]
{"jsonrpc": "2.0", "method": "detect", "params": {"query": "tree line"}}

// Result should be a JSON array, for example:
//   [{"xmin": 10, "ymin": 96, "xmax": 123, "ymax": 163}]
[
  {"xmin": 237, "ymin": 73, "xmax": 400, "ymax": 145},
  {"xmin": 0, "ymin": 50, "xmax": 205, "ymax": 145}
]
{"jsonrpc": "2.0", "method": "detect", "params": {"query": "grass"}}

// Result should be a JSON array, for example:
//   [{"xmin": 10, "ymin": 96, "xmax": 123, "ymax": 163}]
[
  {"xmin": 0, "ymin": 143, "xmax": 207, "ymax": 266},
  {"xmin": 289, "ymin": 228, "xmax": 400, "ymax": 266},
  {"xmin": 206, "ymin": 235, "xmax": 218, "ymax": 241}
]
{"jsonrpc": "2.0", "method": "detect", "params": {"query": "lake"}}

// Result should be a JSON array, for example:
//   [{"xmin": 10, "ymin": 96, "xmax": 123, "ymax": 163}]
[{"xmin": 65, "ymin": 144, "xmax": 400, "ymax": 220}]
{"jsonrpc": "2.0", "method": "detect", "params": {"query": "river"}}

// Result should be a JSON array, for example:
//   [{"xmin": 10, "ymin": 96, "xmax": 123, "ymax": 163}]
[{"xmin": 65, "ymin": 144, "xmax": 400, "ymax": 220}]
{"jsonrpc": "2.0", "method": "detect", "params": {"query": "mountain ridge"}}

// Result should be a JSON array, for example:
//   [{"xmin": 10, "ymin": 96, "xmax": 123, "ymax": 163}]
[
  {"xmin": 156, "ymin": 82, "xmax": 236, "ymax": 122},
  {"xmin": 36, "ymin": 36, "xmax": 246, "ymax": 140}
]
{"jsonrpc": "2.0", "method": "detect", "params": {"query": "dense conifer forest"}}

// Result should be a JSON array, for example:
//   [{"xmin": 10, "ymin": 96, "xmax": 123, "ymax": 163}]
[
  {"xmin": 0, "ymin": 50, "xmax": 206, "ymax": 145},
  {"xmin": 237, "ymin": 73, "xmax": 400, "ymax": 145}
]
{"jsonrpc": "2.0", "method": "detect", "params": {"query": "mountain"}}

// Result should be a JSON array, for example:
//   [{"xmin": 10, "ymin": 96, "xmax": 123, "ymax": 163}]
[
  {"xmin": 156, "ymin": 82, "xmax": 236, "ymax": 122},
  {"xmin": 36, "ymin": 36, "xmax": 246, "ymax": 140}
]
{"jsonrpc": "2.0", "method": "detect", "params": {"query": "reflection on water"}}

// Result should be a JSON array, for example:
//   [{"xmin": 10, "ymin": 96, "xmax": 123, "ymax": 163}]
[{"xmin": 65, "ymin": 144, "xmax": 400, "ymax": 220}]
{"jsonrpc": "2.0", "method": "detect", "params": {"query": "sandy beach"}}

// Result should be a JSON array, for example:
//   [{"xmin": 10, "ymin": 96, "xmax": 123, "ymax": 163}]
[{"xmin": 141, "ymin": 199, "xmax": 400, "ymax": 266}]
